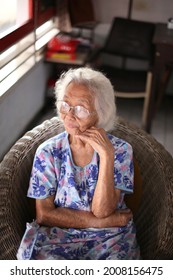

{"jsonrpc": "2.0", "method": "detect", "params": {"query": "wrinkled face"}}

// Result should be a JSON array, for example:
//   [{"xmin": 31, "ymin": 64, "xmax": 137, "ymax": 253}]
[{"xmin": 59, "ymin": 82, "xmax": 98, "ymax": 135}]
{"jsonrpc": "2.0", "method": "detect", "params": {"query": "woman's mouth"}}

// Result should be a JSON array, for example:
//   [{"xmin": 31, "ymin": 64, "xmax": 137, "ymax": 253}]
[{"xmin": 66, "ymin": 122, "xmax": 79, "ymax": 129}]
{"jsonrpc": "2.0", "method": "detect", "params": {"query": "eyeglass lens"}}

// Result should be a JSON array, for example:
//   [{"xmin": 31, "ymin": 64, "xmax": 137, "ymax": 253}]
[{"xmin": 57, "ymin": 101, "xmax": 90, "ymax": 119}]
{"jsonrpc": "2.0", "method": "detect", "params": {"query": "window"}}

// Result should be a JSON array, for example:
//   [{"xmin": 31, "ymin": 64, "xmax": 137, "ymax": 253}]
[
  {"xmin": 0, "ymin": 0, "xmax": 56, "ymax": 53},
  {"xmin": 0, "ymin": 0, "xmax": 32, "ymax": 37},
  {"xmin": 0, "ymin": 0, "xmax": 33, "ymax": 52},
  {"xmin": 0, "ymin": 0, "xmax": 58, "ymax": 97}
]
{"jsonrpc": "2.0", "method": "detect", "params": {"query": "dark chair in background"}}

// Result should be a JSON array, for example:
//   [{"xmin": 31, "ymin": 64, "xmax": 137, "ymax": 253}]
[
  {"xmin": 88, "ymin": 17, "xmax": 155, "ymax": 129},
  {"xmin": 1, "ymin": 117, "xmax": 173, "ymax": 259}
]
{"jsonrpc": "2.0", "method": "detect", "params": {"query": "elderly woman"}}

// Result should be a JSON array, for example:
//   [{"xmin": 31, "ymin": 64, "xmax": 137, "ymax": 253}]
[{"xmin": 17, "ymin": 67, "xmax": 140, "ymax": 260}]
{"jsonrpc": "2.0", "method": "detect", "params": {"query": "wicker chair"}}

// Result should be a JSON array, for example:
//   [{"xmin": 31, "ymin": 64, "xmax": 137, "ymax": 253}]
[{"xmin": 0, "ymin": 117, "xmax": 173, "ymax": 260}]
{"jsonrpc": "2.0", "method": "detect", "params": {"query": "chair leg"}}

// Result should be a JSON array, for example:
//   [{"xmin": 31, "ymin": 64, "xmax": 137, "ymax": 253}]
[
  {"xmin": 155, "ymin": 63, "xmax": 173, "ymax": 114},
  {"xmin": 141, "ymin": 72, "xmax": 153, "ymax": 130}
]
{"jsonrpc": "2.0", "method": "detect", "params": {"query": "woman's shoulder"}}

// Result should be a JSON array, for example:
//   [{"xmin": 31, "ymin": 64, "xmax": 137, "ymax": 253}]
[
  {"xmin": 107, "ymin": 132, "xmax": 132, "ymax": 151},
  {"xmin": 36, "ymin": 131, "xmax": 67, "ymax": 153}
]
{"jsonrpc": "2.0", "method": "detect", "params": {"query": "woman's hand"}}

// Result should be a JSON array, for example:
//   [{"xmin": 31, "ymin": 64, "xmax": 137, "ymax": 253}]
[
  {"xmin": 75, "ymin": 126, "xmax": 114, "ymax": 159},
  {"xmin": 100, "ymin": 208, "xmax": 133, "ymax": 228}
]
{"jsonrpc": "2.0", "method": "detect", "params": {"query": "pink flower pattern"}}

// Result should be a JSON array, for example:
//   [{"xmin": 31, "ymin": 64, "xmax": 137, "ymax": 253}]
[{"xmin": 17, "ymin": 132, "xmax": 140, "ymax": 260}]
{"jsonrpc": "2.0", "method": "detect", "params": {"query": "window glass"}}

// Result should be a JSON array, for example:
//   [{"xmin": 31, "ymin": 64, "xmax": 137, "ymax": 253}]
[{"xmin": 0, "ymin": 0, "xmax": 32, "ymax": 39}]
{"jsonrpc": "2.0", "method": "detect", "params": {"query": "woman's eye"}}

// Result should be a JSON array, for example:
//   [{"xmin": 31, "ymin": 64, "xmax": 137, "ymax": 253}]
[{"xmin": 63, "ymin": 102, "xmax": 69, "ymax": 108}]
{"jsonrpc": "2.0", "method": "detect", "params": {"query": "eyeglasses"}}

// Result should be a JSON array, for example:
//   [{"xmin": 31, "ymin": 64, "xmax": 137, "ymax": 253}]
[{"xmin": 57, "ymin": 100, "xmax": 95, "ymax": 119}]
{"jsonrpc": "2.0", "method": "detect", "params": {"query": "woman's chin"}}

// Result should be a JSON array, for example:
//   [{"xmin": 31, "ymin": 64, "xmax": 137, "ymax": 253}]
[{"xmin": 65, "ymin": 126, "xmax": 80, "ymax": 135}]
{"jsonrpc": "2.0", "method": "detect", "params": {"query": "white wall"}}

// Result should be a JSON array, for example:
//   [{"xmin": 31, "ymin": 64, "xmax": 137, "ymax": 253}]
[
  {"xmin": 93, "ymin": 0, "xmax": 130, "ymax": 23},
  {"xmin": 0, "ymin": 61, "xmax": 52, "ymax": 161},
  {"xmin": 93, "ymin": 0, "xmax": 173, "ymax": 23},
  {"xmin": 132, "ymin": 0, "xmax": 173, "ymax": 23}
]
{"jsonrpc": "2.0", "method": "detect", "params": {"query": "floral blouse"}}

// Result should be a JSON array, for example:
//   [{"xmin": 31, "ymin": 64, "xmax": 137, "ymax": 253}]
[{"xmin": 17, "ymin": 131, "xmax": 140, "ymax": 260}]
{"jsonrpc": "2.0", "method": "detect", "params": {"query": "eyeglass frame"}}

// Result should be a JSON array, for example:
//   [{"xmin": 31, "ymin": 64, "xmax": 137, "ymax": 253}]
[{"xmin": 57, "ymin": 100, "xmax": 96, "ymax": 119}]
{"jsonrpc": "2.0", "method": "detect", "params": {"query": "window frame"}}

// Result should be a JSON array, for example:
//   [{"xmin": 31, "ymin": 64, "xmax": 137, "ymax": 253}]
[{"xmin": 0, "ymin": 0, "xmax": 56, "ymax": 53}]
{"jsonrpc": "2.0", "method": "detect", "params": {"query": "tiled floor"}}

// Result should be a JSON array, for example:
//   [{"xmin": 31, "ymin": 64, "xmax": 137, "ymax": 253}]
[{"xmin": 31, "ymin": 96, "xmax": 173, "ymax": 157}]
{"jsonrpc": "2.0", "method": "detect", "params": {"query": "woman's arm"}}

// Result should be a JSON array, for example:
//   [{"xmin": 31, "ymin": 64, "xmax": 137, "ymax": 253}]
[
  {"xmin": 75, "ymin": 127, "xmax": 119, "ymax": 218},
  {"xmin": 35, "ymin": 196, "xmax": 132, "ymax": 228},
  {"xmin": 92, "ymin": 150, "xmax": 120, "ymax": 218}
]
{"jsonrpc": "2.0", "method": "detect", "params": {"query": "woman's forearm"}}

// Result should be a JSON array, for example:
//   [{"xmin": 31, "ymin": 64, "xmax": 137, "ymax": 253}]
[
  {"xmin": 37, "ymin": 206, "xmax": 101, "ymax": 228},
  {"xmin": 75, "ymin": 128, "xmax": 119, "ymax": 218},
  {"xmin": 91, "ymin": 154, "xmax": 119, "ymax": 218},
  {"xmin": 36, "ymin": 206, "xmax": 132, "ymax": 228}
]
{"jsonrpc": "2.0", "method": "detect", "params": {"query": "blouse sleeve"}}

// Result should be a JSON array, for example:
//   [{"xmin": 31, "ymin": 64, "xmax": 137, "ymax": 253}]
[
  {"xmin": 27, "ymin": 144, "xmax": 57, "ymax": 199},
  {"xmin": 114, "ymin": 141, "xmax": 134, "ymax": 194}
]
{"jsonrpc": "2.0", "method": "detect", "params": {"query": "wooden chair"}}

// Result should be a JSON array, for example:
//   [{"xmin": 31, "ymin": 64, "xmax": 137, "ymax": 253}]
[{"xmin": 0, "ymin": 117, "xmax": 173, "ymax": 259}]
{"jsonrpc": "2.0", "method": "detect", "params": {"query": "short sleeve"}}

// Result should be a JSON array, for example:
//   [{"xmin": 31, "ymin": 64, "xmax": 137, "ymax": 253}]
[
  {"xmin": 114, "ymin": 141, "xmax": 134, "ymax": 194},
  {"xmin": 27, "ymin": 144, "xmax": 57, "ymax": 199}
]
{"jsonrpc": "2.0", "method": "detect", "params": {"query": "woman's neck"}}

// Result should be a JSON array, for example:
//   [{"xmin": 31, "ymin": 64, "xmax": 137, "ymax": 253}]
[{"xmin": 69, "ymin": 134, "xmax": 93, "ymax": 152}]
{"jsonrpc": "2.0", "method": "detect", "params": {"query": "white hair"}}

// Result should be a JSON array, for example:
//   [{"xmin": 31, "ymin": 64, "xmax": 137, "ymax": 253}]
[{"xmin": 54, "ymin": 67, "xmax": 117, "ymax": 131}]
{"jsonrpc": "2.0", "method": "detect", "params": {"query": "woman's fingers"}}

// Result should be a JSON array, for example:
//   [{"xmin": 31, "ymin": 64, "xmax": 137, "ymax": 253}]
[
  {"xmin": 118, "ymin": 208, "xmax": 132, "ymax": 214},
  {"xmin": 115, "ymin": 209, "xmax": 133, "ymax": 226},
  {"xmin": 76, "ymin": 127, "xmax": 110, "ymax": 146}
]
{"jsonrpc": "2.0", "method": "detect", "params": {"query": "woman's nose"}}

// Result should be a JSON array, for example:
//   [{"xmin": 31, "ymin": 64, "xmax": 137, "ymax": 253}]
[{"xmin": 66, "ymin": 107, "xmax": 75, "ymax": 117}]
